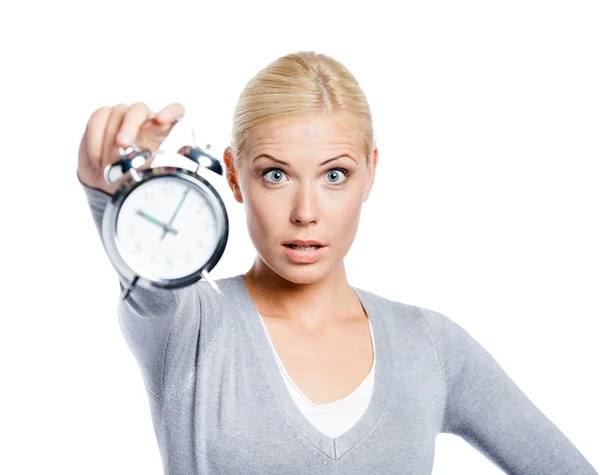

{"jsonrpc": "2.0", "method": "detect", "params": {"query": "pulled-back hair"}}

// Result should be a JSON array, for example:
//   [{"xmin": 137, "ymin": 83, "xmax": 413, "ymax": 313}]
[{"xmin": 230, "ymin": 51, "xmax": 376, "ymax": 169}]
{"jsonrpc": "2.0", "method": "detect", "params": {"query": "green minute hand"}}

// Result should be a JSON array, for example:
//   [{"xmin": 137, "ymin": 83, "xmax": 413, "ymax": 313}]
[
  {"xmin": 160, "ymin": 188, "xmax": 190, "ymax": 241},
  {"xmin": 135, "ymin": 210, "xmax": 178, "ymax": 236}
]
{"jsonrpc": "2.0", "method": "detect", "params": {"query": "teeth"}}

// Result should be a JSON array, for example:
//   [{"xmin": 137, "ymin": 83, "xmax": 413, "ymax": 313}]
[{"xmin": 289, "ymin": 245, "xmax": 319, "ymax": 250}]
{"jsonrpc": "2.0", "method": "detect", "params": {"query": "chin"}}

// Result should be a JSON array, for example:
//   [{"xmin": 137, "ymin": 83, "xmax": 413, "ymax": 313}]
[
  {"xmin": 257, "ymin": 250, "xmax": 344, "ymax": 286},
  {"xmin": 279, "ymin": 267, "xmax": 328, "ymax": 285}
]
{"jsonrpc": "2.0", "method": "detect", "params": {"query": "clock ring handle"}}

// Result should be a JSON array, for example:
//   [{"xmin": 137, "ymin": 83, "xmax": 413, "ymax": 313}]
[
  {"xmin": 103, "ymin": 115, "xmax": 223, "ymax": 186},
  {"xmin": 104, "ymin": 115, "xmax": 164, "ymax": 185},
  {"xmin": 103, "ymin": 144, "xmax": 155, "ymax": 185},
  {"xmin": 177, "ymin": 144, "xmax": 223, "ymax": 176},
  {"xmin": 172, "ymin": 116, "xmax": 224, "ymax": 177}
]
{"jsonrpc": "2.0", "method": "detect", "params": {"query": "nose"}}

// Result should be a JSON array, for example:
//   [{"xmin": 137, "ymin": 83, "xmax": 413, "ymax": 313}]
[{"xmin": 290, "ymin": 182, "xmax": 319, "ymax": 226}]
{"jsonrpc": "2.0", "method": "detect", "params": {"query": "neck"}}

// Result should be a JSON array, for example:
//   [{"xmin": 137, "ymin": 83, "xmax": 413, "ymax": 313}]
[{"xmin": 243, "ymin": 259, "xmax": 362, "ymax": 331}]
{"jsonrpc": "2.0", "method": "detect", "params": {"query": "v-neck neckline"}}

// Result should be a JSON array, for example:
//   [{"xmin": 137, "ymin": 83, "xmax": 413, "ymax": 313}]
[
  {"xmin": 232, "ymin": 274, "xmax": 392, "ymax": 461},
  {"xmin": 258, "ymin": 314, "xmax": 377, "ymax": 409}
]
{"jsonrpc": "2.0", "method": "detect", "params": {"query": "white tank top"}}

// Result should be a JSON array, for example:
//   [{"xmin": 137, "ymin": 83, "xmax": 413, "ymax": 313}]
[{"xmin": 257, "ymin": 312, "xmax": 376, "ymax": 438}]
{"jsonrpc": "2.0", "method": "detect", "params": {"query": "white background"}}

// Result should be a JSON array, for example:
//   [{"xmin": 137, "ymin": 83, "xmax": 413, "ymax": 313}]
[{"xmin": 1, "ymin": 0, "xmax": 598, "ymax": 473}]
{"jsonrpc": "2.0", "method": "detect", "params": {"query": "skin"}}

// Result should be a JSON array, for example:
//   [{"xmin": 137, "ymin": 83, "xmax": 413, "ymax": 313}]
[
  {"xmin": 77, "ymin": 103, "xmax": 378, "ymax": 403},
  {"xmin": 77, "ymin": 101, "xmax": 378, "ymax": 333},
  {"xmin": 77, "ymin": 103, "xmax": 185, "ymax": 195},
  {"xmin": 223, "ymin": 112, "xmax": 379, "ymax": 332}
]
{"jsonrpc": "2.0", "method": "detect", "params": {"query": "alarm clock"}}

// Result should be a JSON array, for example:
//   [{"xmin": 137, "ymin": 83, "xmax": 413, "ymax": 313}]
[{"xmin": 101, "ymin": 117, "xmax": 228, "ymax": 301}]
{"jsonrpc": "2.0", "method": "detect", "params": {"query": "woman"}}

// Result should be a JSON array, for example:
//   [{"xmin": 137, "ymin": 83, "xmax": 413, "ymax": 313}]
[{"xmin": 77, "ymin": 51, "xmax": 597, "ymax": 474}]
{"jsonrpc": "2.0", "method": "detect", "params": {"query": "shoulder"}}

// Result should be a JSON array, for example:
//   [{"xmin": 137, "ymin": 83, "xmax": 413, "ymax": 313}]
[
  {"xmin": 352, "ymin": 285, "xmax": 451, "ymax": 326},
  {"xmin": 353, "ymin": 285, "xmax": 472, "ymax": 351},
  {"xmin": 193, "ymin": 273, "xmax": 254, "ymax": 315}
]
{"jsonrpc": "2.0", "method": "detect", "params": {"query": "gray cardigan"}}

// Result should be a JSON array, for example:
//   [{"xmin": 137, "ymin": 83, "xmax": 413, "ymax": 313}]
[{"xmin": 81, "ymin": 180, "xmax": 597, "ymax": 474}]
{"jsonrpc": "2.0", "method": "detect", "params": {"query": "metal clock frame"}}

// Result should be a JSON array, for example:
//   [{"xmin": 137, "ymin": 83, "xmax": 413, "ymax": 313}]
[{"xmin": 102, "ymin": 164, "xmax": 229, "ymax": 300}]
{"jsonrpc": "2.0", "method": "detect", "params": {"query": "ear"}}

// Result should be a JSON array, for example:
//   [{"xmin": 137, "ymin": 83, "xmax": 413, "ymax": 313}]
[
  {"xmin": 363, "ymin": 146, "xmax": 379, "ymax": 202},
  {"xmin": 223, "ymin": 146, "xmax": 243, "ymax": 203}
]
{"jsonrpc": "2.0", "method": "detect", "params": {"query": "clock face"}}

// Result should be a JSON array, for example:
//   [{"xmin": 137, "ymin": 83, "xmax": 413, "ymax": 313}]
[{"xmin": 115, "ymin": 175, "xmax": 220, "ymax": 280}]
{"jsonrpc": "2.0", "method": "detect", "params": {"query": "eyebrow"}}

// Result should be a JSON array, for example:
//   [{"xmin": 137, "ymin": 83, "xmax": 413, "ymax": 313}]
[{"xmin": 252, "ymin": 153, "xmax": 357, "ymax": 166}]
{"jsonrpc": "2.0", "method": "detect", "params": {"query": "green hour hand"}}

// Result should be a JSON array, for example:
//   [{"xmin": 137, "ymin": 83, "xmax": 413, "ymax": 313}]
[{"xmin": 135, "ymin": 210, "xmax": 178, "ymax": 236}]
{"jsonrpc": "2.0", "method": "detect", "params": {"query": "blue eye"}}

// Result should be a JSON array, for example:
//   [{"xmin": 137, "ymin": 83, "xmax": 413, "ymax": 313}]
[
  {"xmin": 325, "ymin": 169, "xmax": 350, "ymax": 186},
  {"xmin": 263, "ymin": 169, "xmax": 286, "ymax": 183},
  {"xmin": 261, "ymin": 168, "xmax": 350, "ymax": 187}
]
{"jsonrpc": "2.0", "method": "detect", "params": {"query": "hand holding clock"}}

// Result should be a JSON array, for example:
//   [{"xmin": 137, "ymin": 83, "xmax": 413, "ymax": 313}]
[
  {"xmin": 77, "ymin": 102, "xmax": 185, "ymax": 195},
  {"xmin": 79, "ymin": 101, "xmax": 229, "ymax": 299}
]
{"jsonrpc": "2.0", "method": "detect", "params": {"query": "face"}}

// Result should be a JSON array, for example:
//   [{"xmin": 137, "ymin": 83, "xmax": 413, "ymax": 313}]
[{"xmin": 223, "ymin": 113, "xmax": 378, "ymax": 284}]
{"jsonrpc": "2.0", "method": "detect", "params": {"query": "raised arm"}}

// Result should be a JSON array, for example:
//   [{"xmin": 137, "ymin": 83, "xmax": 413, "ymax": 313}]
[
  {"xmin": 420, "ymin": 307, "xmax": 598, "ymax": 474},
  {"xmin": 77, "ymin": 103, "xmax": 203, "ymax": 401}
]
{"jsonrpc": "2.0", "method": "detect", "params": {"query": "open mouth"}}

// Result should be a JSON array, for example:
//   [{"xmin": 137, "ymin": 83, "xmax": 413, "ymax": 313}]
[{"xmin": 283, "ymin": 244, "xmax": 324, "ymax": 250}]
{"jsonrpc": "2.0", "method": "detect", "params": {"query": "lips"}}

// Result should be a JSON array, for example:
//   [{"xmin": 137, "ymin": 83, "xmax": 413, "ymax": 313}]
[
  {"xmin": 282, "ymin": 243, "xmax": 325, "ymax": 263},
  {"xmin": 282, "ymin": 239, "xmax": 325, "ymax": 247}
]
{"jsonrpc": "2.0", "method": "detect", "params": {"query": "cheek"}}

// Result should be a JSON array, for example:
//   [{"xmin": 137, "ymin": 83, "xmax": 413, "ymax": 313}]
[
  {"xmin": 243, "ymin": 192, "xmax": 281, "ymax": 245},
  {"xmin": 336, "ymin": 195, "xmax": 364, "ymax": 237}
]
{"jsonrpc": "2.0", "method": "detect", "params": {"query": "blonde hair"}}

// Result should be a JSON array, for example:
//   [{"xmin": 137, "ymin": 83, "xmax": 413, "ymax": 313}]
[{"xmin": 230, "ymin": 51, "xmax": 375, "ymax": 169}]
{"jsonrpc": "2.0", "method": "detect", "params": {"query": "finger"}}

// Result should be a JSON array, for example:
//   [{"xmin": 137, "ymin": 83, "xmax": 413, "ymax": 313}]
[
  {"xmin": 116, "ymin": 102, "xmax": 154, "ymax": 148},
  {"xmin": 101, "ymin": 104, "xmax": 129, "ymax": 169},
  {"xmin": 155, "ymin": 102, "xmax": 186, "ymax": 124},
  {"xmin": 85, "ymin": 106, "xmax": 112, "ymax": 168}
]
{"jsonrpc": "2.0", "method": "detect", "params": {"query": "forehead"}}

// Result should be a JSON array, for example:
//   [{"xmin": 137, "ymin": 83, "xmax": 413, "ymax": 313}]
[{"xmin": 249, "ymin": 113, "xmax": 361, "ymax": 154}]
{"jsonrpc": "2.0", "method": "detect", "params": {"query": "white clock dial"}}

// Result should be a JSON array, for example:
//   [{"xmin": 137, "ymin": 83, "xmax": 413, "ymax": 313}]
[{"xmin": 115, "ymin": 175, "xmax": 219, "ymax": 280}]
